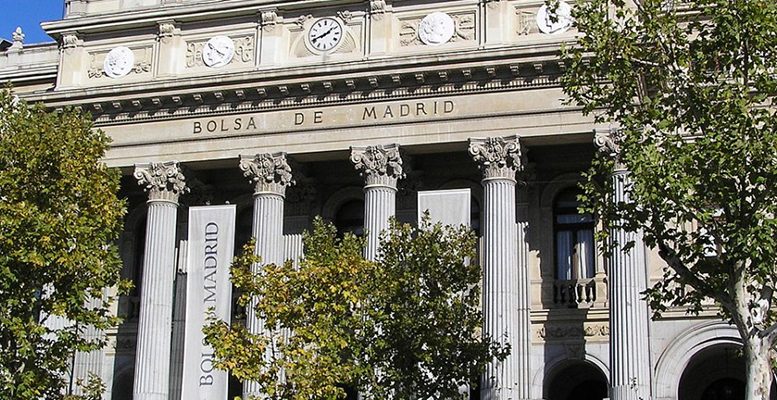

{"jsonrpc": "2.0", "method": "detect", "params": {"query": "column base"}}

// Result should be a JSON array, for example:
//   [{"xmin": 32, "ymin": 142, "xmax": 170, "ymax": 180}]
[{"xmin": 610, "ymin": 384, "xmax": 651, "ymax": 400}]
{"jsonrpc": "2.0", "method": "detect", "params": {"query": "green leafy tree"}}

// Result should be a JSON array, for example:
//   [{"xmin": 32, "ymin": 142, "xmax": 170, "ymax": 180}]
[
  {"xmin": 561, "ymin": 0, "xmax": 777, "ymax": 398},
  {"xmin": 205, "ymin": 217, "xmax": 507, "ymax": 399},
  {"xmin": 0, "ymin": 89, "xmax": 128, "ymax": 399}
]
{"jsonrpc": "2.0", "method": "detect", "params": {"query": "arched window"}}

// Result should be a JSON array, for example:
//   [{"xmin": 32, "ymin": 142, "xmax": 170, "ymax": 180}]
[
  {"xmin": 554, "ymin": 188, "xmax": 595, "ymax": 280},
  {"xmin": 334, "ymin": 199, "xmax": 364, "ymax": 237}
]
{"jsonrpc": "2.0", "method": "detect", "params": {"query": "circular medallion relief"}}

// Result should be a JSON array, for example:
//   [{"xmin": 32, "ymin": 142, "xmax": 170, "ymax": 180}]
[
  {"xmin": 202, "ymin": 36, "xmax": 235, "ymax": 68},
  {"xmin": 536, "ymin": 1, "xmax": 574, "ymax": 34},
  {"xmin": 103, "ymin": 46, "xmax": 134, "ymax": 79},
  {"xmin": 418, "ymin": 12, "xmax": 455, "ymax": 46}
]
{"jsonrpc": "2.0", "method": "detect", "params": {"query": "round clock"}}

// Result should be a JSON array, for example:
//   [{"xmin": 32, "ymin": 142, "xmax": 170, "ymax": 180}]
[
  {"xmin": 418, "ymin": 12, "xmax": 455, "ymax": 46},
  {"xmin": 308, "ymin": 17, "xmax": 344, "ymax": 52},
  {"xmin": 202, "ymin": 36, "xmax": 235, "ymax": 68},
  {"xmin": 103, "ymin": 46, "xmax": 134, "ymax": 79},
  {"xmin": 536, "ymin": 1, "xmax": 573, "ymax": 35}
]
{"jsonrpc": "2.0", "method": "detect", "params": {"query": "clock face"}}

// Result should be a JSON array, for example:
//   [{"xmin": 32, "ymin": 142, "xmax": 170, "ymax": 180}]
[{"xmin": 308, "ymin": 18, "xmax": 344, "ymax": 52}]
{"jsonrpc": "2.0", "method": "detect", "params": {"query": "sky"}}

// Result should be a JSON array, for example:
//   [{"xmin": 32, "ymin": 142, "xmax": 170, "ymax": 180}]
[{"xmin": 0, "ymin": 0, "xmax": 64, "ymax": 44}]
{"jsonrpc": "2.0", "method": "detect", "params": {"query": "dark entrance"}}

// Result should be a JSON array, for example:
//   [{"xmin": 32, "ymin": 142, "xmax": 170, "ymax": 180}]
[
  {"xmin": 679, "ymin": 344, "xmax": 745, "ymax": 400},
  {"xmin": 545, "ymin": 360, "xmax": 608, "ymax": 400}
]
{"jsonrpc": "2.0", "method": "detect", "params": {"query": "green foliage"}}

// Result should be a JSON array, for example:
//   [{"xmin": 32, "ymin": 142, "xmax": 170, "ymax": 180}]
[
  {"xmin": 205, "ymin": 216, "xmax": 506, "ymax": 399},
  {"xmin": 0, "ymin": 88, "xmax": 128, "ymax": 399},
  {"xmin": 563, "ymin": 0, "xmax": 777, "ymax": 368}
]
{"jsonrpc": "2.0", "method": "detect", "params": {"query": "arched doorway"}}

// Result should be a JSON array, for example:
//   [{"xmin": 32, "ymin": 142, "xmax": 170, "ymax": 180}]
[
  {"xmin": 545, "ymin": 360, "xmax": 608, "ymax": 400},
  {"xmin": 679, "ymin": 344, "xmax": 745, "ymax": 400}
]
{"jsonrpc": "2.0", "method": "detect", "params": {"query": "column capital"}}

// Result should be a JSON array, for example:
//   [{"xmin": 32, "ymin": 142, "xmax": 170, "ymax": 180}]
[
  {"xmin": 134, "ymin": 161, "xmax": 188, "ymax": 203},
  {"xmin": 468, "ymin": 135, "xmax": 524, "ymax": 181},
  {"xmin": 594, "ymin": 128, "xmax": 622, "ymax": 157},
  {"xmin": 239, "ymin": 152, "xmax": 295, "ymax": 197},
  {"xmin": 350, "ymin": 143, "xmax": 405, "ymax": 188}
]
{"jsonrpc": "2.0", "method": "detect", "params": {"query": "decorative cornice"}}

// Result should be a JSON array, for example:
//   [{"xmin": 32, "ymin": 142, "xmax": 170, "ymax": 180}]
[
  {"xmin": 469, "ymin": 135, "xmax": 524, "ymax": 181},
  {"xmin": 134, "ymin": 161, "xmax": 188, "ymax": 203},
  {"xmin": 350, "ymin": 144, "xmax": 405, "ymax": 188},
  {"xmin": 239, "ymin": 152, "xmax": 294, "ymax": 196},
  {"xmin": 78, "ymin": 61, "xmax": 565, "ymax": 125}
]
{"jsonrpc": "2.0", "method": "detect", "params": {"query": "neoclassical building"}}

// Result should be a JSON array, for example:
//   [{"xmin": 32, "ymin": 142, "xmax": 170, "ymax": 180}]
[{"xmin": 0, "ymin": 0, "xmax": 760, "ymax": 399}]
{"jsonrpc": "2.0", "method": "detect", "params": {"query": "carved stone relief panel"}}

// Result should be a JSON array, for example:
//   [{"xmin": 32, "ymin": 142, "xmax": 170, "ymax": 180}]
[
  {"xmin": 514, "ymin": 1, "xmax": 576, "ymax": 38},
  {"xmin": 185, "ymin": 34, "xmax": 255, "ymax": 69},
  {"xmin": 535, "ymin": 322, "xmax": 610, "ymax": 342},
  {"xmin": 87, "ymin": 46, "xmax": 152, "ymax": 80},
  {"xmin": 397, "ymin": 8, "xmax": 477, "ymax": 48}
]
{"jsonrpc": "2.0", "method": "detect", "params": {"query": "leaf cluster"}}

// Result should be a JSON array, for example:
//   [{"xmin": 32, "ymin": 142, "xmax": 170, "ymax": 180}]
[
  {"xmin": 564, "ymin": 0, "xmax": 777, "ymax": 335},
  {"xmin": 205, "ymin": 216, "xmax": 507, "ymax": 399},
  {"xmin": 0, "ymin": 88, "xmax": 128, "ymax": 399}
]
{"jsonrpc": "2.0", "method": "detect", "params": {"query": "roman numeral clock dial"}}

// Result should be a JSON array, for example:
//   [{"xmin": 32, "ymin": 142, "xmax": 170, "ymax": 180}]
[{"xmin": 308, "ymin": 17, "xmax": 344, "ymax": 52}]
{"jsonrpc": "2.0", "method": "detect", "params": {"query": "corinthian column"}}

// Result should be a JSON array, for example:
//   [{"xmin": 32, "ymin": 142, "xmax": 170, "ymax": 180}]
[
  {"xmin": 132, "ymin": 161, "xmax": 188, "ymax": 400},
  {"xmin": 350, "ymin": 144, "xmax": 404, "ymax": 261},
  {"xmin": 469, "ymin": 136, "xmax": 530, "ymax": 400},
  {"xmin": 239, "ymin": 153, "xmax": 294, "ymax": 399},
  {"xmin": 595, "ymin": 129, "xmax": 652, "ymax": 400}
]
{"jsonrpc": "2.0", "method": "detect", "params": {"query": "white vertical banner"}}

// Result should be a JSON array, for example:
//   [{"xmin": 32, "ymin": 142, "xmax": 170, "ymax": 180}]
[
  {"xmin": 182, "ymin": 205, "xmax": 236, "ymax": 400},
  {"xmin": 418, "ymin": 188, "xmax": 471, "ymax": 227}
]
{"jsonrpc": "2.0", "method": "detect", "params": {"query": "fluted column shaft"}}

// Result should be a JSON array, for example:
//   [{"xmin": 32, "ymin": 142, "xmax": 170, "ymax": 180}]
[
  {"xmin": 132, "ymin": 161, "xmax": 188, "ymax": 400},
  {"xmin": 609, "ymin": 169, "xmax": 651, "ymax": 400},
  {"xmin": 481, "ymin": 178, "xmax": 520, "ymax": 399},
  {"xmin": 594, "ymin": 129, "xmax": 653, "ymax": 400},
  {"xmin": 351, "ymin": 144, "xmax": 404, "ymax": 262},
  {"xmin": 239, "ymin": 153, "xmax": 293, "ymax": 399},
  {"xmin": 515, "ymin": 212, "xmax": 532, "ymax": 399},
  {"xmin": 363, "ymin": 184, "xmax": 397, "ymax": 261},
  {"xmin": 469, "ymin": 136, "xmax": 530, "ymax": 400},
  {"xmin": 71, "ymin": 296, "xmax": 104, "ymax": 395}
]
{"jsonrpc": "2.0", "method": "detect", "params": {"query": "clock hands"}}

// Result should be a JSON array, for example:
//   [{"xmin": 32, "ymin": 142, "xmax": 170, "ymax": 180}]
[{"xmin": 312, "ymin": 27, "xmax": 336, "ymax": 43}]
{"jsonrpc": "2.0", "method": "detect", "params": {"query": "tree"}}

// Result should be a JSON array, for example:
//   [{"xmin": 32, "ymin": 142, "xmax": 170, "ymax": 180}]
[
  {"xmin": 204, "ymin": 217, "xmax": 507, "ymax": 399},
  {"xmin": 561, "ymin": 0, "xmax": 777, "ymax": 398},
  {"xmin": 0, "ymin": 89, "xmax": 127, "ymax": 399}
]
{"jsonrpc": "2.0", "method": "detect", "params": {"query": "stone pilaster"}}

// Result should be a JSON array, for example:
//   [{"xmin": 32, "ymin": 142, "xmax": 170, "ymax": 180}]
[
  {"xmin": 239, "ymin": 153, "xmax": 294, "ymax": 399},
  {"xmin": 595, "ymin": 128, "xmax": 652, "ymax": 400},
  {"xmin": 350, "ymin": 144, "xmax": 404, "ymax": 261},
  {"xmin": 469, "ymin": 136, "xmax": 530, "ymax": 400},
  {"xmin": 132, "ymin": 161, "xmax": 188, "ymax": 400},
  {"xmin": 156, "ymin": 21, "xmax": 182, "ymax": 77}
]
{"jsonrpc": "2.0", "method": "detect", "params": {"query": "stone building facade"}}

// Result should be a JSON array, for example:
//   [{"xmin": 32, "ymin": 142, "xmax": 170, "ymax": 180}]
[{"xmin": 0, "ymin": 0, "xmax": 759, "ymax": 399}]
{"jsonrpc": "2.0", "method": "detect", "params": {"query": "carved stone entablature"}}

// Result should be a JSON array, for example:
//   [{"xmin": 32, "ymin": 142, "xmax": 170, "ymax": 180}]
[
  {"xmin": 157, "ymin": 21, "xmax": 180, "ymax": 42},
  {"xmin": 134, "ymin": 161, "xmax": 189, "ymax": 203},
  {"xmin": 239, "ymin": 153, "xmax": 295, "ymax": 197},
  {"xmin": 186, "ymin": 36, "xmax": 254, "ymax": 68},
  {"xmin": 536, "ymin": 323, "xmax": 611, "ymax": 341},
  {"xmin": 80, "ymin": 61, "xmax": 566, "ymax": 123},
  {"xmin": 593, "ymin": 128, "xmax": 622, "ymax": 157},
  {"xmin": 469, "ymin": 136, "xmax": 524, "ymax": 181},
  {"xmin": 350, "ymin": 144, "xmax": 405, "ymax": 188},
  {"xmin": 261, "ymin": 10, "xmax": 279, "ymax": 32},
  {"xmin": 370, "ymin": 0, "xmax": 389, "ymax": 19}
]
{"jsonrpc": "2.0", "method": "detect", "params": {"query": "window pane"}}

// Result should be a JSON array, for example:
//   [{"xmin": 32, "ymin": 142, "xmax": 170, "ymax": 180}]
[
  {"xmin": 577, "ymin": 229, "xmax": 595, "ymax": 279},
  {"xmin": 556, "ymin": 231, "xmax": 573, "ymax": 280}
]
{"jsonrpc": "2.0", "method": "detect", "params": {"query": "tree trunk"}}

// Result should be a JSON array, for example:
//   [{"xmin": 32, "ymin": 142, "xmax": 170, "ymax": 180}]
[{"xmin": 744, "ymin": 335, "xmax": 772, "ymax": 400}]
